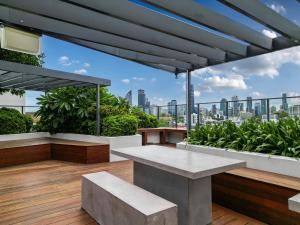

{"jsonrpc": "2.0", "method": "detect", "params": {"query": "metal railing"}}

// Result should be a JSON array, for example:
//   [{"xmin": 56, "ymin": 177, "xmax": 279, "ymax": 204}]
[
  {"xmin": 0, "ymin": 105, "xmax": 40, "ymax": 114},
  {"xmin": 139, "ymin": 96, "xmax": 300, "ymax": 128}
]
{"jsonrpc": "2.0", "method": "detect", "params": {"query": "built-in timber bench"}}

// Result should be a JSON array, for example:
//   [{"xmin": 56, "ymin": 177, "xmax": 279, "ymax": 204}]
[
  {"xmin": 82, "ymin": 172, "xmax": 178, "ymax": 225},
  {"xmin": 0, "ymin": 137, "xmax": 109, "ymax": 167},
  {"xmin": 212, "ymin": 167, "xmax": 300, "ymax": 225},
  {"xmin": 138, "ymin": 128, "xmax": 187, "ymax": 145}
]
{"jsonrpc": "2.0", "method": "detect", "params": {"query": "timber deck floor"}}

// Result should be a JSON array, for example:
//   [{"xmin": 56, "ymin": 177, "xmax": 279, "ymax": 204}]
[{"xmin": 0, "ymin": 160, "xmax": 265, "ymax": 225}]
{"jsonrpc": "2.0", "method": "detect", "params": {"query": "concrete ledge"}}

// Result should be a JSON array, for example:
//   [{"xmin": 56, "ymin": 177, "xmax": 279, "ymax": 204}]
[
  {"xmin": 82, "ymin": 172, "xmax": 178, "ymax": 225},
  {"xmin": 0, "ymin": 132, "xmax": 50, "ymax": 141},
  {"xmin": 177, "ymin": 142, "xmax": 300, "ymax": 178},
  {"xmin": 289, "ymin": 194, "xmax": 300, "ymax": 213}
]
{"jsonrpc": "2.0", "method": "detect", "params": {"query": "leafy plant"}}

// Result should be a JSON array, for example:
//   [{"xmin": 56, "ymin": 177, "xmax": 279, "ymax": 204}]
[
  {"xmin": 102, "ymin": 115, "xmax": 138, "ymax": 136},
  {"xmin": 0, "ymin": 108, "xmax": 33, "ymax": 134},
  {"xmin": 187, "ymin": 118, "xmax": 300, "ymax": 159},
  {"xmin": 130, "ymin": 107, "xmax": 158, "ymax": 128}
]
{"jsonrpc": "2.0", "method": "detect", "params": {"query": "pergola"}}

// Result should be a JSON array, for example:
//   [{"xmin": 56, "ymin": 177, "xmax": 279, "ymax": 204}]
[
  {"xmin": 0, "ymin": 60, "xmax": 111, "ymax": 135},
  {"xmin": 0, "ymin": 0, "xmax": 299, "ymax": 130}
]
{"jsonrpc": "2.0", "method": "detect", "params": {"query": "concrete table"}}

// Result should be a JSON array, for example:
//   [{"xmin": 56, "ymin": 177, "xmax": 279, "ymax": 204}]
[{"xmin": 111, "ymin": 145, "xmax": 246, "ymax": 225}]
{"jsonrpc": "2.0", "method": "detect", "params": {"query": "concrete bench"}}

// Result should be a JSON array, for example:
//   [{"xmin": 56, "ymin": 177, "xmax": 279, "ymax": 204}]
[
  {"xmin": 82, "ymin": 172, "xmax": 178, "ymax": 225},
  {"xmin": 289, "ymin": 193, "xmax": 300, "ymax": 213}
]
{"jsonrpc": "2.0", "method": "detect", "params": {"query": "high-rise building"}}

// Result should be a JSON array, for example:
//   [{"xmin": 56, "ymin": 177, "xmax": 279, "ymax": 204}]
[
  {"xmin": 231, "ymin": 95, "xmax": 239, "ymax": 116},
  {"xmin": 125, "ymin": 90, "xmax": 132, "ymax": 106},
  {"xmin": 220, "ymin": 98, "xmax": 227, "ymax": 116},
  {"xmin": 190, "ymin": 84, "xmax": 195, "ymax": 113},
  {"xmin": 282, "ymin": 93, "xmax": 288, "ymax": 111},
  {"xmin": 138, "ymin": 89, "xmax": 146, "ymax": 107},
  {"xmin": 239, "ymin": 102, "xmax": 244, "ymax": 112},
  {"xmin": 261, "ymin": 99, "xmax": 267, "ymax": 115},
  {"xmin": 246, "ymin": 96, "xmax": 252, "ymax": 112},
  {"xmin": 212, "ymin": 104, "xmax": 217, "ymax": 115},
  {"xmin": 254, "ymin": 102, "xmax": 261, "ymax": 116},
  {"xmin": 168, "ymin": 100, "xmax": 177, "ymax": 116}
]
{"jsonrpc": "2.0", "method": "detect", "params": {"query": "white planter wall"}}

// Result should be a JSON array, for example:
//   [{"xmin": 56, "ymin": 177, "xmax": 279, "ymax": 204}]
[
  {"xmin": 0, "ymin": 132, "xmax": 50, "ymax": 141},
  {"xmin": 51, "ymin": 133, "xmax": 142, "ymax": 149},
  {"xmin": 177, "ymin": 142, "xmax": 300, "ymax": 178}
]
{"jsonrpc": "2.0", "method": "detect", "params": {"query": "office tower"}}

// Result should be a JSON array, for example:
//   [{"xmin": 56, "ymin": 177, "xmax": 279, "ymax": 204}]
[
  {"xmin": 261, "ymin": 99, "xmax": 267, "ymax": 115},
  {"xmin": 231, "ymin": 95, "xmax": 239, "ymax": 116},
  {"xmin": 271, "ymin": 106, "xmax": 277, "ymax": 114},
  {"xmin": 190, "ymin": 84, "xmax": 195, "ymax": 113},
  {"xmin": 145, "ymin": 98, "xmax": 150, "ymax": 108},
  {"xmin": 282, "ymin": 93, "xmax": 288, "ymax": 111},
  {"xmin": 239, "ymin": 102, "xmax": 244, "ymax": 112},
  {"xmin": 125, "ymin": 90, "xmax": 132, "ymax": 106},
  {"xmin": 246, "ymin": 96, "xmax": 252, "ymax": 112},
  {"xmin": 254, "ymin": 102, "xmax": 261, "ymax": 116},
  {"xmin": 168, "ymin": 100, "xmax": 177, "ymax": 116},
  {"xmin": 138, "ymin": 89, "xmax": 146, "ymax": 107},
  {"xmin": 220, "ymin": 98, "xmax": 227, "ymax": 116},
  {"xmin": 212, "ymin": 104, "xmax": 217, "ymax": 115}
]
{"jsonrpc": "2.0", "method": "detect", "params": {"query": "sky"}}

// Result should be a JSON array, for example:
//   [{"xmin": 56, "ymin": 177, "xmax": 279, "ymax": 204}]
[{"xmin": 26, "ymin": 0, "xmax": 300, "ymax": 107}]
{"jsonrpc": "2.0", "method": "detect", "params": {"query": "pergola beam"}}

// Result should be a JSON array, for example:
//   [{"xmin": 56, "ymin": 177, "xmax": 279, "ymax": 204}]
[
  {"xmin": 144, "ymin": 0, "xmax": 273, "ymax": 50},
  {"xmin": 65, "ymin": 0, "xmax": 247, "ymax": 56},
  {"xmin": 0, "ymin": 1, "xmax": 222, "ymax": 61},
  {"xmin": 63, "ymin": 37, "xmax": 192, "ymax": 70},
  {"xmin": 219, "ymin": 0, "xmax": 300, "ymax": 41}
]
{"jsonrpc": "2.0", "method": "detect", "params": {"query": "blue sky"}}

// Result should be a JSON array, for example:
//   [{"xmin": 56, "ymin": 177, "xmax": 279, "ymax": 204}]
[{"xmin": 26, "ymin": 0, "xmax": 300, "ymax": 106}]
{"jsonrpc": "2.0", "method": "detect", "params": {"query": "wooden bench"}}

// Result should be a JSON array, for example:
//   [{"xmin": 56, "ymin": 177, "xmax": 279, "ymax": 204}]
[
  {"xmin": 212, "ymin": 167, "xmax": 300, "ymax": 225},
  {"xmin": 0, "ymin": 138, "xmax": 109, "ymax": 167},
  {"xmin": 138, "ymin": 128, "xmax": 187, "ymax": 145},
  {"xmin": 289, "ymin": 193, "xmax": 300, "ymax": 213},
  {"xmin": 82, "ymin": 172, "xmax": 178, "ymax": 225}
]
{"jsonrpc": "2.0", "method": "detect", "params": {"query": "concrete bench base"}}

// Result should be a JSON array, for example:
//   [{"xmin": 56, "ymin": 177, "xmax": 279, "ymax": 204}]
[
  {"xmin": 82, "ymin": 172, "xmax": 178, "ymax": 225},
  {"xmin": 289, "ymin": 193, "xmax": 300, "ymax": 213}
]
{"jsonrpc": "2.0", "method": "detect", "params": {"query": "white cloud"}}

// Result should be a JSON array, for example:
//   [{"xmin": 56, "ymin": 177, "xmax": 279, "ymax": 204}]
[
  {"xmin": 267, "ymin": 2, "xmax": 286, "ymax": 14},
  {"xmin": 58, "ymin": 56, "xmax": 72, "ymax": 66},
  {"xmin": 121, "ymin": 79, "xmax": 130, "ymax": 84},
  {"xmin": 251, "ymin": 91, "xmax": 262, "ymax": 97},
  {"xmin": 194, "ymin": 90, "xmax": 201, "ymax": 97},
  {"xmin": 83, "ymin": 62, "xmax": 91, "ymax": 68},
  {"xmin": 132, "ymin": 76, "xmax": 145, "ymax": 81},
  {"xmin": 262, "ymin": 29, "xmax": 277, "ymax": 38},
  {"xmin": 74, "ymin": 68, "xmax": 87, "ymax": 75},
  {"xmin": 202, "ymin": 74, "xmax": 248, "ymax": 91}
]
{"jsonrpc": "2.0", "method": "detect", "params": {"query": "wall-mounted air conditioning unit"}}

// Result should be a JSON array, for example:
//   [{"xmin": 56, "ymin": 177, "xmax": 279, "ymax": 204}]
[{"xmin": 0, "ymin": 26, "xmax": 41, "ymax": 55}]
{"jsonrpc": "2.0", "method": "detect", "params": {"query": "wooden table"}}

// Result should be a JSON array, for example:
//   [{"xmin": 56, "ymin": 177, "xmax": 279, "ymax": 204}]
[{"xmin": 112, "ymin": 145, "xmax": 246, "ymax": 225}]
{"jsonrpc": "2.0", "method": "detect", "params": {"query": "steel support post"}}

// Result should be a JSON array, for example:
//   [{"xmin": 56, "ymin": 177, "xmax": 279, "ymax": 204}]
[
  {"xmin": 96, "ymin": 84, "xmax": 100, "ymax": 136},
  {"xmin": 186, "ymin": 70, "xmax": 192, "ymax": 131}
]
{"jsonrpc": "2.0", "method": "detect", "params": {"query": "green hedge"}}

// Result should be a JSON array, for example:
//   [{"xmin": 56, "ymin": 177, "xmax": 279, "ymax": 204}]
[
  {"xmin": 102, "ymin": 115, "xmax": 138, "ymax": 136},
  {"xmin": 0, "ymin": 108, "xmax": 33, "ymax": 134},
  {"xmin": 188, "ymin": 118, "xmax": 300, "ymax": 158},
  {"xmin": 131, "ymin": 107, "xmax": 158, "ymax": 128}
]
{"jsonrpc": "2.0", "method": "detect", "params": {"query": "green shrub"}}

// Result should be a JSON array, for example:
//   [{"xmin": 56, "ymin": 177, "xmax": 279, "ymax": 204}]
[
  {"xmin": 102, "ymin": 115, "xmax": 138, "ymax": 136},
  {"xmin": 131, "ymin": 107, "xmax": 158, "ymax": 128},
  {"xmin": 0, "ymin": 108, "xmax": 33, "ymax": 134},
  {"xmin": 187, "ymin": 118, "xmax": 300, "ymax": 159}
]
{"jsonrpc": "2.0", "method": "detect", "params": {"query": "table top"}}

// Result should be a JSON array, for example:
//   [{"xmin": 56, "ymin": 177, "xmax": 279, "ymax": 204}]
[{"xmin": 111, "ymin": 145, "xmax": 246, "ymax": 179}]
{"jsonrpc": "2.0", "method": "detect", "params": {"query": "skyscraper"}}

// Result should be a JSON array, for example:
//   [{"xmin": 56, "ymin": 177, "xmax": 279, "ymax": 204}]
[
  {"xmin": 246, "ymin": 96, "xmax": 252, "ymax": 112},
  {"xmin": 212, "ymin": 104, "xmax": 217, "ymax": 115},
  {"xmin": 190, "ymin": 84, "xmax": 195, "ymax": 113},
  {"xmin": 220, "ymin": 98, "xmax": 227, "ymax": 116},
  {"xmin": 138, "ymin": 89, "xmax": 146, "ymax": 107},
  {"xmin": 231, "ymin": 95, "xmax": 239, "ymax": 116},
  {"xmin": 168, "ymin": 100, "xmax": 177, "ymax": 116},
  {"xmin": 282, "ymin": 93, "xmax": 288, "ymax": 111},
  {"xmin": 261, "ymin": 99, "xmax": 267, "ymax": 115},
  {"xmin": 254, "ymin": 102, "xmax": 261, "ymax": 116},
  {"xmin": 125, "ymin": 90, "xmax": 132, "ymax": 106}
]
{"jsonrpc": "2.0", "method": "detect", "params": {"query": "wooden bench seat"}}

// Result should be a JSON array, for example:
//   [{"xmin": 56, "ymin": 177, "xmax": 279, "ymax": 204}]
[
  {"xmin": 82, "ymin": 172, "xmax": 178, "ymax": 225},
  {"xmin": 212, "ymin": 167, "xmax": 300, "ymax": 225},
  {"xmin": 0, "ymin": 138, "xmax": 109, "ymax": 167}
]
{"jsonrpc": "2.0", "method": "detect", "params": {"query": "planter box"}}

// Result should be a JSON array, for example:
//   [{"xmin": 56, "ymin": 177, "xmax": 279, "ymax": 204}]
[
  {"xmin": 177, "ymin": 142, "xmax": 300, "ymax": 178},
  {"xmin": 0, "ymin": 132, "xmax": 50, "ymax": 141},
  {"xmin": 51, "ymin": 133, "xmax": 142, "ymax": 149}
]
